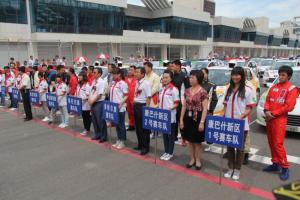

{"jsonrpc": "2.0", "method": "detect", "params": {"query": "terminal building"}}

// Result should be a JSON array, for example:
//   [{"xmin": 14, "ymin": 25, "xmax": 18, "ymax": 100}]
[{"xmin": 0, "ymin": 0, "xmax": 300, "ymax": 66}]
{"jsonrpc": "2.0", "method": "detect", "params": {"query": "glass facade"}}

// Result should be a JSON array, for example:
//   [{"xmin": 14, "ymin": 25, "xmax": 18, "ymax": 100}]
[
  {"xmin": 30, "ymin": 0, "xmax": 125, "ymax": 35},
  {"xmin": 282, "ymin": 38, "xmax": 289, "ymax": 45},
  {"xmin": 0, "ymin": 0, "xmax": 27, "ymax": 24},
  {"xmin": 268, "ymin": 35, "xmax": 282, "ymax": 46},
  {"xmin": 241, "ymin": 32, "xmax": 268, "ymax": 45},
  {"xmin": 288, "ymin": 40, "xmax": 296, "ymax": 47},
  {"xmin": 124, "ymin": 16, "xmax": 210, "ymax": 41},
  {"xmin": 213, "ymin": 25, "xmax": 241, "ymax": 43}
]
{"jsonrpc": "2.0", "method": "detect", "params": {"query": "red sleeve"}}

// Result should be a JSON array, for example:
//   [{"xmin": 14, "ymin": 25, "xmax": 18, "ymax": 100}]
[
  {"xmin": 69, "ymin": 76, "xmax": 78, "ymax": 96},
  {"xmin": 264, "ymin": 88, "xmax": 271, "ymax": 111},
  {"xmin": 271, "ymin": 88, "xmax": 299, "ymax": 117}
]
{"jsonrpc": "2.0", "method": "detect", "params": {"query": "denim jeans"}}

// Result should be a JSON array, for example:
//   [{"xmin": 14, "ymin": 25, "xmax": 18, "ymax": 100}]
[
  {"xmin": 91, "ymin": 101, "xmax": 107, "ymax": 140},
  {"xmin": 59, "ymin": 106, "xmax": 69, "ymax": 125},
  {"xmin": 0, "ymin": 94, "xmax": 5, "ymax": 106},
  {"xmin": 113, "ymin": 112, "xmax": 126, "ymax": 141},
  {"xmin": 163, "ymin": 123, "xmax": 176, "ymax": 155}
]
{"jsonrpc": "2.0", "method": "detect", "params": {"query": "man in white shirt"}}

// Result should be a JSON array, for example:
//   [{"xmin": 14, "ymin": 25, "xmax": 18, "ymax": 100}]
[
  {"xmin": 89, "ymin": 68, "xmax": 108, "ymax": 142},
  {"xmin": 4, "ymin": 66, "xmax": 15, "ymax": 108},
  {"xmin": 0, "ymin": 71, "xmax": 5, "ymax": 107},
  {"xmin": 19, "ymin": 66, "xmax": 33, "ymax": 121},
  {"xmin": 144, "ymin": 61, "xmax": 160, "ymax": 107},
  {"xmin": 133, "ymin": 67, "xmax": 151, "ymax": 155}
]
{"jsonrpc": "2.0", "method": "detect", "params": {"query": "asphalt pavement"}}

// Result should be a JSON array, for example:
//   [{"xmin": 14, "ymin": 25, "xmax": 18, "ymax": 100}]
[{"xmin": 0, "ymin": 84, "xmax": 299, "ymax": 200}]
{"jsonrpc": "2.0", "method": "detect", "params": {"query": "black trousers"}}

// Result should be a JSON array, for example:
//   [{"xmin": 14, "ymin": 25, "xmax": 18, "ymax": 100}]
[
  {"xmin": 20, "ymin": 89, "xmax": 32, "ymax": 119},
  {"xmin": 81, "ymin": 110, "xmax": 91, "ymax": 131},
  {"xmin": 175, "ymin": 103, "xmax": 182, "ymax": 140},
  {"xmin": 133, "ymin": 103, "xmax": 150, "ymax": 151}
]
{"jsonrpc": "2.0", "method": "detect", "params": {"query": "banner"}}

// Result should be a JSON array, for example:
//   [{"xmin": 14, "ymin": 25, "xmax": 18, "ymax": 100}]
[
  {"xmin": 46, "ymin": 93, "xmax": 58, "ymax": 109},
  {"xmin": 205, "ymin": 115, "xmax": 245, "ymax": 149},
  {"xmin": 12, "ymin": 88, "xmax": 20, "ymax": 105},
  {"xmin": 29, "ymin": 90, "xmax": 40, "ymax": 105},
  {"xmin": 67, "ymin": 96, "xmax": 82, "ymax": 115},
  {"xmin": 142, "ymin": 107, "xmax": 171, "ymax": 134},
  {"xmin": 102, "ymin": 101, "xmax": 119, "ymax": 124}
]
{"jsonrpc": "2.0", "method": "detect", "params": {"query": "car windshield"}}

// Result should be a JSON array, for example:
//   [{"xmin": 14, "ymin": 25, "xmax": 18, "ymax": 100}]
[
  {"xmin": 259, "ymin": 60, "xmax": 274, "ymax": 66},
  {"xmin": 192, "ymin": 61, "xmax": 209, "ymax": 69},
  {"xmin": 271, "ymin": 62, "xmax": 296, "ymax": 70},
  {"xmin": 208, "ymin": 69, "xmax": 231, "ymax": 86}
]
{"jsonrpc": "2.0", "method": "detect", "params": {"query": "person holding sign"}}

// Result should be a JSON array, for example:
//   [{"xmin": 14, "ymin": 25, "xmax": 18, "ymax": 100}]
[
  {"xmin": 19, "ymin": 66, "xmax": 33, "ymax": 121},
  {"xmin": 0, "ymin": 70, "xmax": 5, "ymax": 107},
  {"xmin": 158, "ymin": 69, "xmax": 180, "ymax": 161},
  {"xmin": 110, "ymin": 68, "xmax": 129, "ymax": 149},
  {"xmin": 88, "ymin": 68, "xmax": 108, "ymax": 142},
  {"xmin": 264, "ymin": 66, "xmax": 299, "ymax": 181},
  {"xmin": 223, "ymin": 67, "xmax": 255, "ymax": 181},
  {"xmin": 55, "ymin": 74, "xmax": 69, "ymax": 128},
  {"xmin": 76, "ymin": 72, "xmax": 91, "ymax": 136},
  {"xmin": 4, "ymin": 66, "xmax": 15, "ymax": 108},
  {"xmin": 180, "ymin": 70, "xmax": 208, "ymax": 170},
  {"xmin": 133, "ymin": 67, "xmax": 152, "ymax": 155},
  {"xmin": 38, "ymin": 72, "xmax": 50, "ymax": 122}
]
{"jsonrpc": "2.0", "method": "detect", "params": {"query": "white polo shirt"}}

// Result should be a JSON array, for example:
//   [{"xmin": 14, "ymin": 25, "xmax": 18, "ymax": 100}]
[
  {"xmin": 20, "ymin": 73, "xmax": 31, "ymax": 90},
  {"xmin": 5, "ymin": 73, "xmax": 15, "ymax": 93},
  {"xmin": 110, "ymin": 80, "xmax": 128, "ymax": 112},
  {"xmin": 76, "ymin": 83, "xmax": 91, "ymax": 111},
  {"xmin": 56, "ymin": 82, "xmax": 67, "ymax": 106},
  {"xmin": 223, "ymin": 86, "xmax": 255, "ymax": 131},
  {"xmin": 38, "ymin": 79, "xmax": 48, "ymax": 102},
  {"xmin": 158, "ymin": 84, "xmax": 180, "ymax": 123},
  {"xmin": 90, "ymin": 77, "xmax": 107, "ymax": 102},
  {"xmin": 134, "ymin": 78, "xmax": 151, "ymax": 104}
]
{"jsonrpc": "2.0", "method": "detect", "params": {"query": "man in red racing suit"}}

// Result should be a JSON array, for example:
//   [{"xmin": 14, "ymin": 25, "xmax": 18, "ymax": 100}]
[{"xmin": 263, "ymin": 66, "xmax": 299, "ymax": 181}]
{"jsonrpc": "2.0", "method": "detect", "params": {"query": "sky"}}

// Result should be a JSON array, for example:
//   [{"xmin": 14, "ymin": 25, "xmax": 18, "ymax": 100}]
[{"xmin": 127, "ymin": 0, "xmax": 299, "ymax": 27}]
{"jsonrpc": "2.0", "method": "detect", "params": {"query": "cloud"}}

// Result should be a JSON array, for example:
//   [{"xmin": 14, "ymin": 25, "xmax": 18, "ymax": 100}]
[{"xmin": 127, "ymin": 0, "xmax": 299, "ymax": 27}]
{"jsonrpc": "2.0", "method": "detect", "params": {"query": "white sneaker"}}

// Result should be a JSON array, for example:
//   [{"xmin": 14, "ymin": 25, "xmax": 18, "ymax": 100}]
[
  {"xmin": 224, "ymin": 169, "xmax": 234, "ymax": 178},
  {"xmin": 10, "ymin": 108, "xmax": 16, "ymax": 111},
  {"xmin": 150, "ymin": 133, "xmax": 155, "ymax": 139},
  {"xmin": 160, "ymin": 153, "xmax": 168, "ymax": 160},
  {"xmin": 0, "ymin": 105, "xmax": 4, "ymax": 108},
  {"xmin": 175, "ymin": 139, "xmax": 182, "ymax": 145},
  {"xmin": 80, "ymin": 130, "xmax": 88, "ymax": 136},
  {"xmin": 164, "ymin": 154, "xmax": 173, "ymax": 161},
  {"xmin": 112, "ymin": 140, "xmax": 120, "ymax": 148},
  {"xmin": 204, "ymin": 145, "xmax": 211, "ymax": 152},
  {"xmin": 62, "ymin": 124, "xmax": 69, "ymax": 128},
  {"xmin": 117, "ymin": 141, "xmax": 125, "ymax": 149},
  {"xmin": 232, "ymin": 170, "xmax": 240, "ymax": 181},
  {"xmin": 42, "ymin": 117, "xmax": 50, "ymax": 122},
  {"xmin": 58, "ymin": 123, "xmax": 64, "ymax": 128}
]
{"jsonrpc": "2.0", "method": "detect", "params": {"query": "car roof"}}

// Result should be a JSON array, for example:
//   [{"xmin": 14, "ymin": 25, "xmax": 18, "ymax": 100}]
[{"xmin": 208, "ymin": 66, "xmax": 231, "ymax": 70}]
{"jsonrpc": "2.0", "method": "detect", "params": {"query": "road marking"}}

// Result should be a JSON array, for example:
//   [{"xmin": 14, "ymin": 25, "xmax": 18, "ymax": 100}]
[
  {"xmin": 208, "ymin": 145, "xmax": 300, "ymax": 166},
  {"xmin": 1, "ymin": 108, "xmax": 275, "ymax": 200}
]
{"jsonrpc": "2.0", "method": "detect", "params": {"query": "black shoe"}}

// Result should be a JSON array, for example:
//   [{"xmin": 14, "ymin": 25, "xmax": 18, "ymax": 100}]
[
  {"xmin": 223, "ymin": 152, "xmax": 228, "ymax": 159},
  {"xmin": 195, "ymin": 165, "xmax": 202, "ymax": 170},
  {"xmin": 98, "ymin": 139, "xmax": 107, "ymax": 143},
  {"xmin": 243, "ymin": 153, "xmax": 249, "ymax": 165},
  {"xmin": 91, "ymin": 137, "xmax": 100, "ymax": 140},
  {"xmin": 48, "ymin": 121, "xmax": 53, "ymax": 125},
  {"xmin": 140, "ymin": 149, "xmax": 149, "ymax": 155},
  {"xmin": 133, "ymin": 146, "xmax": 141, "ymax": 151},
  {"xmin": 186, "ymin": 162, "xmax": 195, "ymax": 169},
  {"xmin": 24, "ymin": 118, "xmax": 32, "ymax": 122},
  {"xmin": 126, "ymin": 126, "xmax": 135, "ymax": 131}
]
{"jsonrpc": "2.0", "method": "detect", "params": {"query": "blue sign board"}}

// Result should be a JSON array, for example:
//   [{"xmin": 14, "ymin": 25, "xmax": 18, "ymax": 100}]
[
  {"xmin": 46, "ymin": 93, "xmax": 58, "ymax": 109},
  {"xmin": 67, "ymin": 96, "xmax": 82, "ymax": 115},
  {"xmin": 1, "ymin": 86, "xmax": 5, "ymax": 97},
  {"xmin": 102, "ymin": 101, "xmax": 119, "ymax": 124},
  {"xmin": 29, "ymin": 90, "xmax": 40, "ymax": 105},
  {"xmin": 12, "ymin": 88, "xmax": 20, "ymax": 105},
  {"xmin": 205, "ymin": 115, "xmax": 245, "ymax": 149},
  {"xmin": 142, "ymin": 107, "xmax": 171, "ymax": 134}
]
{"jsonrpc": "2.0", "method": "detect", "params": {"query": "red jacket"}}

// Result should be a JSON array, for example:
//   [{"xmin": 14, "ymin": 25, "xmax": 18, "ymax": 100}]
[
  {"xmin": 264, "ymin": 81, "xmax": 299, "ymax": 117},
  {"xmin": 125, "ymin": 77, "xmax": 137, "ymax": 103},
  {"xmin": 69, "ymin": 74, "xmax": 78, "ymax": 96}
]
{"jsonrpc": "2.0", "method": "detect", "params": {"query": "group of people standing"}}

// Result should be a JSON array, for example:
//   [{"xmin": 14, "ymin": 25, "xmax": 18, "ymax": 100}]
[{"xmin": 1, "ymin": 57, "xmax": 298, "ymax": 181}]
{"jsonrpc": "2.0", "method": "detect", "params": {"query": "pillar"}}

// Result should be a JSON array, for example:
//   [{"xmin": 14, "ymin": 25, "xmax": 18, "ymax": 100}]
[{"xmin": 161, "ymin": 44, "xmax": 168, "ymax": 61}]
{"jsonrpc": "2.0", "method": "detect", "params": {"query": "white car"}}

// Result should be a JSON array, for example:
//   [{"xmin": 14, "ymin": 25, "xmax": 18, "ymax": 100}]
[
  {"xmin": 257, "ymin": 69, "xmax": 300, "ymax": 132},
  {"xmin": 257, "ymin": 59, "xmax": 275, "ymax": 78},
  {"xmin": 192, "ymin": 60, "xmax": 217, "ymax": 70},
  {"xmin": 263, "ymin": 60, "xmax": 298, "ymax": 87}
]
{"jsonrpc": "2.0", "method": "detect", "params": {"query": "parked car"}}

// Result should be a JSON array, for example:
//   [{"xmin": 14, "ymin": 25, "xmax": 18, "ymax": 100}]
[
  {"xmin": 257, "ymin": 68, "xmax": 300, "ymax": 132},
  {"xmin": 257, "ymin": 59, "xmax": 275, "ymax": 78},
  {"xmin": 263, "ymin": 60, "xmax": 297, "ymax": 87}
]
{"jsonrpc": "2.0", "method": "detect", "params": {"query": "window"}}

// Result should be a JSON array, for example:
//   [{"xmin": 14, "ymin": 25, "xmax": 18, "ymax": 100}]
[
  {"xmin": 30, "ymin": 0, "xmax": 125, "ymax": 35},
  {"xmin": 0, "ymin": 0, "xmax": 27, "ymax": 24},
  {"xmin": 213, "ymin": 25, "xmax": 241, "ymax": 43}
]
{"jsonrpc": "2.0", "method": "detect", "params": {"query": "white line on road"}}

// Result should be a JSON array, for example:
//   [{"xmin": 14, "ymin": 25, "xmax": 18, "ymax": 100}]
[{"xmin": 208, "ymin": 145, "xmax": 300, "ymax": 166}]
